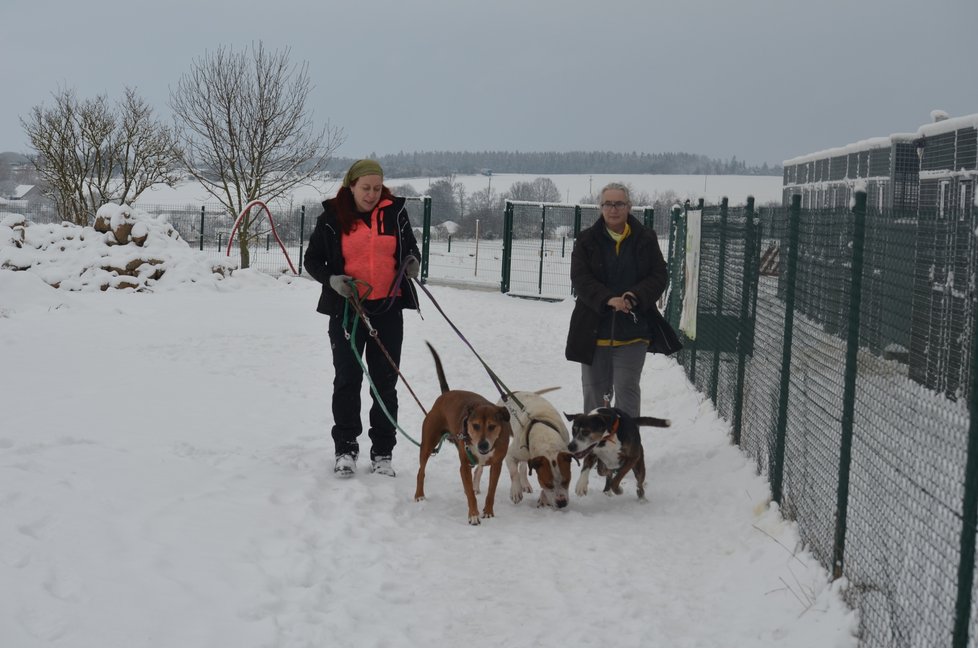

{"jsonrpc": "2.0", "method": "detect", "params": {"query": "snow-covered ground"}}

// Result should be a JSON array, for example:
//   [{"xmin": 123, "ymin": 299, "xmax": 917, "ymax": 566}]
[{"xmin": 0, "ymin": 208, "xmax": 856, "ymax": 648}]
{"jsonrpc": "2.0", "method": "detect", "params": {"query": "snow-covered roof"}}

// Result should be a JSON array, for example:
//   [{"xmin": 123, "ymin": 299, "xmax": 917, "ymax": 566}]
[
  {"xmin": 11, "ymin": 184, "xmax": 35, "ymax": 199},
  {"xmin": 783, "ymin": 112, "xmax": 978, "ymax": 166}
]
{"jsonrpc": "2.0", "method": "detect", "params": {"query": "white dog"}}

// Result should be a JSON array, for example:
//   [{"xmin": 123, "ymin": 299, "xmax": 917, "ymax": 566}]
[{"xmin": 474, "ymin": 389, "xmax": 573, "ymax": 508}]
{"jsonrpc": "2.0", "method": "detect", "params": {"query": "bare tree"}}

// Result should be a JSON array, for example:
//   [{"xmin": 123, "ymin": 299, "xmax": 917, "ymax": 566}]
[
  {"xmin": 503, "ymin": 177, "xmax": 562, "ymax": 203},
  {"xmin": 21, "ymin": 87, "xmax": 180, "ymax": 225},
  {"xmin": 169, "ymin": 42, "xmax": 343, "ymax": 268}
]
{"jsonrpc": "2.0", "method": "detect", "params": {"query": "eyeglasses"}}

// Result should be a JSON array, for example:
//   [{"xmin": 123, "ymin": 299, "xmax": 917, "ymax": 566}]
[{"xmin": 601, "ymin": 201, "xmax": 629, "ymax": 210}]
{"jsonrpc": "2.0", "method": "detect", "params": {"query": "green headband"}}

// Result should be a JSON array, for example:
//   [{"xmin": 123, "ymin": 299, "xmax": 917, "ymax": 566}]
[{"xmin": 342, "ymin": 159, "xmax": 384, "ymax": 188}]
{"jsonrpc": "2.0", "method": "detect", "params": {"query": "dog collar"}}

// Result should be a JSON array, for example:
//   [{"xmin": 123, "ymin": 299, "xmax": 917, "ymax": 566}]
[{"xmin": 600, "ymin": 416, "xmax": 620, "ymax": 443}]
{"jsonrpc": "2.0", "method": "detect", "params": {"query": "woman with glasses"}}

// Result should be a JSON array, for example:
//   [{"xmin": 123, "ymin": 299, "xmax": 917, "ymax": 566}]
[{"xmin": 565, "ymin": 182, "xmax": 680, "ymax": 416}]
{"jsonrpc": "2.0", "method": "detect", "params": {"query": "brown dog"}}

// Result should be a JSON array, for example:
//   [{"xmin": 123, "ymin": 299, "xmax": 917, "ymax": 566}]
[{"xmin": 414, "ymin": 343, "xmax": 512, "ymax": 525}]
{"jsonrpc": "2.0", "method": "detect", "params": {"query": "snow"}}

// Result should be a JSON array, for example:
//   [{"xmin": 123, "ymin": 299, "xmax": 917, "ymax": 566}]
[{"xmin": 0, "ymin": 207, "xmax": 857, "ymax": 647}]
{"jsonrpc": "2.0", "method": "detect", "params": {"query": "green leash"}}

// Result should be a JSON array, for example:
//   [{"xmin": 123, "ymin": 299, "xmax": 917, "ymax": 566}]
[{"xmin": 341, "ymin": 292, "xmax": 451, "ymax": 454}]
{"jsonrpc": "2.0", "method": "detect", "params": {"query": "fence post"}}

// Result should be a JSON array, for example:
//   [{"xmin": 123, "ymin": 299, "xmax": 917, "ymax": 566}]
[
  {"xmin": 538, "ymin": 204, "xmax": 546, "ymax": 295},
  {"xmin": 643, "ymin": 207, "xmax": 654, "ymax": 229},
  {"xmin": 666, "ymin": 205, "xmax": 683, "ymax": 327},
  {"xmin": 686, "ymin": 200, "xmax": 699, "ymax": 383},
  {"xmin": 731, "ymin": 196, "xmax": 756, "ymax": 446},
  {"xmin": 709, "ymin": 197, "xmax": 730, "ymax": 405},
  {"xmin": 952, "ymin": 225, "xmax": 978, "ymax": 647},
  {"xmin": 199, "ymin": 206, "xmax": 205, "ymax": 252},
  {"xmin": 501, "ymin": 201, "xmax": 514, "ymax": 293},
  {"xmin": 298, "ymin": 205, "xmax": 306, "ymax": 275},
  {"xmin": 832, "ymin": 190, "xmax": 868, "ymax": 579},
  {"xmin": 772, "ymin": 194, "xmax": 802, "ymax": 505},
  {"xmin": 421, "ymin": 196, "xmax": 431, "ymax": 281},
  {"xmin": 573, "ymin": 205, "xmax": 582, "ymax": 238}
]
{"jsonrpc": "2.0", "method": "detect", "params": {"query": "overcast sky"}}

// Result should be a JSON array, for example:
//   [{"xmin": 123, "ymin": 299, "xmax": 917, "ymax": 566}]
[{"xmin": 2, "ymin": 0, "xmax": 976, "ymax": 166}]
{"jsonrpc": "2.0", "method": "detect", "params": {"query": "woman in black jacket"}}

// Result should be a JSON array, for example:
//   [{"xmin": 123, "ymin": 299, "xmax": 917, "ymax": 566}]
[
  {"xmin": 304, "ymin": 159, "xmax": 421, "ymax": 478},
  {"xmin": 565, "ymin": 182, "xmax": 678, "ymax": 416}
]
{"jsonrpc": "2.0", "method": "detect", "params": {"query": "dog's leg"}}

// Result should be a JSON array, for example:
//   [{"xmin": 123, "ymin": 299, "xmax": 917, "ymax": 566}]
[
  {"xmin": 536, "ymin": 489, "xmax": 550, "ymax": 508},
  {"xmin": 415, "ymin": 444, "xmax": 432, "ymax": 502},
  {"xmin": 507, "ymin": 454, "xmax": 523, "ymax": 504},
  {"xmin": 575, "ymin": 454, "xmax": 596, "ymax": 497},
  {"xmin": 472, "ymin": 464, "xmax": 483, "ymax": 495},
  {"xmin": 518, "ymin": 461, "xmax": 532, "ymax": 493},
  {"xmin": 606, "ymin": 456, "xmax": 639, "ymax": 496},
  {"xmin": 634, "ymin": 453, "xmax": 647, "ymax": 501},
  {"xmin": 483, "ymin": 458, "xmax": 504, "ymax": 519},
  {"xmin": 456, "ymin": 443, "xmax": 481, "ymax": 525}
]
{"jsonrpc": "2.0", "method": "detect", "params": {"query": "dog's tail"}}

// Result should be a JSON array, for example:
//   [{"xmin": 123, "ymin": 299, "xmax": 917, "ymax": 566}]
[
  {"xmin": 426, "ymin": 341, "xmax": 451, "ymax": 394},
  {"xmin": 635, "ymin": 416, "xmax": 671, "ymax": 428}
]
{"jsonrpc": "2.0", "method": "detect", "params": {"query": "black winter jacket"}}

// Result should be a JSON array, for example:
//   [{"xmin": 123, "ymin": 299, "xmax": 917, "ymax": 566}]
[
  {"xmin": 565, "ymin": 214, "xmax": 681, "ymax": 364},
  {"xmin": 304, "ymin": 194, "xmax": 421, "ymax": 316}
]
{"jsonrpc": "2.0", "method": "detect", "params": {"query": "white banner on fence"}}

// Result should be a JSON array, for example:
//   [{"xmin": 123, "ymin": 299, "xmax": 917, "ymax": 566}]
[{"xmin": 679, "ymin": 209, "xmax": 702, "ymax": 339}]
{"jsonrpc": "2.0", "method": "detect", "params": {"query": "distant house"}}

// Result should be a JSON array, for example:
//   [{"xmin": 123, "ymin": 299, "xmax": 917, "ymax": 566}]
[{"xmin": 9, "ymin": 184, "xmax": 42, "ymax": 201}]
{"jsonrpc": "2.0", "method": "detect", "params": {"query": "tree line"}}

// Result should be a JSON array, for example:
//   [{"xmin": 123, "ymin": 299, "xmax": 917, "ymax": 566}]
[{"xmin": 330, "ymin": 150, "xmax": 779, "ymax": 178}]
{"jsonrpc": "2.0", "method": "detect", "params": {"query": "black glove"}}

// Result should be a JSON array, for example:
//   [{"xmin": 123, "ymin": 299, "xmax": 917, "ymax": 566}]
[
  {"xmin": 329, "ymin": 274, "xmax": 354, "ymax": 298},
  {"xmin": 404, "ymin": 256, "xmax": 420, "ymax": 279}
]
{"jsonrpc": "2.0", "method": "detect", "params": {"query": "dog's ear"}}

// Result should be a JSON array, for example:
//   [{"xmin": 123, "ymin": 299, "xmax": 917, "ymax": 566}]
[
  {"xmin": 563, "ymin": 412, "xmax": 577, "ymax": 422},
  {"xmin": 527, "ymin": 456, "xmax": 544, "ymax": 475},
  {"xmin": 459, "ymin": 404, "xmax": 475, "ymax": 431},
  {"xmin": 557, "ymin": 451, "xmax": 574, "ymax": 477},
  {"xmin": 498, "ymin": 407, "xmax": 510, "ymax": 422}
]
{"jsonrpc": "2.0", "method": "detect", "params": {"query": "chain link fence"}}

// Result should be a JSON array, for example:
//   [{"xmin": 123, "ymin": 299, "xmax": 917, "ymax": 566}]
[{"xmin": 666, "ymin": 193, "xmax": 978, "ymax": 648}]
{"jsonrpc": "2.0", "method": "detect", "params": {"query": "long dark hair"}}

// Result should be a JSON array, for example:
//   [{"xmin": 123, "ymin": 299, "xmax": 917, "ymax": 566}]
[{"xmin": 333, "ymin": 184, "xmax": 396, "ymax": 234}]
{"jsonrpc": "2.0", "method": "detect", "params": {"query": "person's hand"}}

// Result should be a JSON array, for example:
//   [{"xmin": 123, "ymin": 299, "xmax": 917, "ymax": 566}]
[
  {"xmin": 607, "ymin": 296, "xmax": 632, "ymax": 313},
  {"xmin": 329, "ymin": 274, "xmax": 354, "ymax": 298},
  {"xmin": 404, "ymin": 256, "xmax": 420, "ymax": 279}
]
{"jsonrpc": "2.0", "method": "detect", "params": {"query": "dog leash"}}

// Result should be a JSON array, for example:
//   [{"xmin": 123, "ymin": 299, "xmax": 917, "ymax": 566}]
[
  {"xmin": 410, "ymin": 277, "xmax": 525, "ymax": 412},
  {"xmin": 344, "ymin": 279, "xmax": 429, "ymax": 415},
  {"xmin": 339, "ymin": 276, "xmax": 457, "ymax": 455},
  {"xmin": 340, "ymin": 296, "xmax": 424, "ymax": 446}
]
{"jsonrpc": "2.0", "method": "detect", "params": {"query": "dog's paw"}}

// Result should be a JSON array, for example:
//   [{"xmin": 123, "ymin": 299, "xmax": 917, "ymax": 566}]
[
  {"xmin": 575, "ymin": 476, "xmax": 589, "ymax": 497},
  {"xmin": 481, "ymin": 509, "xmax": 495, "ymax": 519},
  {"xmin": 414, "ymin": 495, "xmax": 426, "ymax": 502},
  {"xmin": 510, "ymin": 486, "xmax": 524, "ymax": 504},
  {"xmin": 468, "ymin": 515, "xmax": 482, "ymax": 525}
]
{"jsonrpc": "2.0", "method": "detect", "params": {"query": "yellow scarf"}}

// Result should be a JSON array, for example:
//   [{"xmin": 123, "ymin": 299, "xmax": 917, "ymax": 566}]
[{"xmin": 606, "ymin": 222, "xmax": 631, "ymax": 255}]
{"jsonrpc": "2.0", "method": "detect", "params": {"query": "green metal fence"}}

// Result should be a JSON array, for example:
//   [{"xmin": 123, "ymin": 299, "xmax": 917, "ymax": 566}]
[
  {"xmin": 13, "ymin": 196, "xmax": 672, "ymax": 298},
  {"xmin": 667, "ymin": 192, "xmax": 978, "ymax": 647},
  {"xmin": 499, "ymin": 200, "xmax": 660, "ymax": 298}
]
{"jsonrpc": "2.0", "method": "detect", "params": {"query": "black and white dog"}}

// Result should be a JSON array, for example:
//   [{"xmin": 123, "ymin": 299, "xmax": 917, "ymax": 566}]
[{"xmin": 564, "ymin": 407, "xmax": 670, "ymax": 501}]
